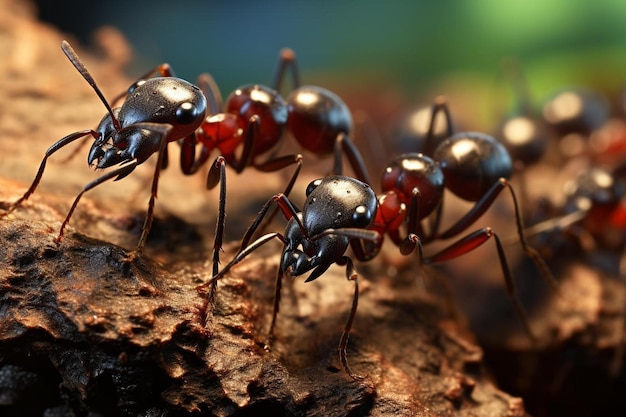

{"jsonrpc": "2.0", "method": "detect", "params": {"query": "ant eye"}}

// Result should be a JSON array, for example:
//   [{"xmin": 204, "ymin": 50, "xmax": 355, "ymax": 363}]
[
  {"xmin": 352, "ymin": 205, "xmax": 372, "ymax": 227},
  {"xmin": 176, "ymin": 102, "xmax": 201, "ymax": 124},
  {"xmin": 305, "ymin": 179, "xmax": 323, "ymax": 196}
]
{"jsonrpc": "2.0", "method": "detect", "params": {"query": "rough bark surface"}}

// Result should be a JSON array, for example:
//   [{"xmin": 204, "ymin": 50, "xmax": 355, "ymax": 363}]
[{"xmin": 0, "ymin": 1, "xmax": 624, "ymax": 417}]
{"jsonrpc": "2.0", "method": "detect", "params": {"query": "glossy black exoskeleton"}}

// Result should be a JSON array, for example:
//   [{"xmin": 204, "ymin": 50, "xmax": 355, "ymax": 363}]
[
  {"xmin": 0, "ymin": 40, "xmax": 207, "ymax": 257},
  {"xmin": 200, "ymin": 92, "xmax": 559, "ymax": 378},
  {"xmin": 199, "ymin": 175, "xmax": 379, "ymax": 380}
]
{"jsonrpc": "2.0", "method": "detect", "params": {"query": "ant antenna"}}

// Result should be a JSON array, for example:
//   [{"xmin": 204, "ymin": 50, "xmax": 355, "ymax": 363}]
[{"xmin": 61, "ymin": 40, "xmax": 122, "ymax": 131}]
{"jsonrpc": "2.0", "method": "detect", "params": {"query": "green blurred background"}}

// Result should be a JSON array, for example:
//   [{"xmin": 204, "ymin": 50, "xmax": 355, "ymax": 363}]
[{"xmin": 34, "ymin": 0, "xmax": 626, "ymax": 126}]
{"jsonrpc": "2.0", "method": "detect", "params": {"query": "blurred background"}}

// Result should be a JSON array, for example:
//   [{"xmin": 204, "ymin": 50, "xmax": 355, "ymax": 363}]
[{"xmin": 33, "ymin": 0, "xmax": 626, "ymax": 122}]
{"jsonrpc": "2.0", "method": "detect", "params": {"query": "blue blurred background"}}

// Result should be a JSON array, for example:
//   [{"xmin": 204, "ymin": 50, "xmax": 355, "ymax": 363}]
[
  {"xmin": 34, "ymin": 0, "xmax": 626, "ymax": 126},
  {"xmin": 33, "ymin": 0, "xmax": 626, "ymax": 88}
]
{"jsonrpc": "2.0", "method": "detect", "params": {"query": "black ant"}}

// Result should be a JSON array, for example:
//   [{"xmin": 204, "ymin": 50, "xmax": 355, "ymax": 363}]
[
  {"xmin": 198, "ymin": 96, "xmax": 555, "ymax": 379},
  {"xmin": 0, "ymin": 40, "xmax": 208, "ymax": 258},
  {"xmin": 198, "ymin": 173, "xmax": 379, "ymax": 380}
]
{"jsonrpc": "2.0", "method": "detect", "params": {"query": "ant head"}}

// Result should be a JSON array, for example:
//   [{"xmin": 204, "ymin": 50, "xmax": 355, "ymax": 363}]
[
  {"xmin": 121, "ymin": 77, "xmax": 207, "ymax": 139},
  {"xmin": 302, "ymin": 176, "xmax": 376, "ymax": 235}
]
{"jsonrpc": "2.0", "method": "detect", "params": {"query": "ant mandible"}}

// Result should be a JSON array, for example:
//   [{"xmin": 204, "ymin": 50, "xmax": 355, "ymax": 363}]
[
  {"xmin": 0, "ymin": 40, "xmax": 207, "ymax": 258},
  {"xmin": 198, "ymin": 97, "xmax": 556, "ymax": 379}
]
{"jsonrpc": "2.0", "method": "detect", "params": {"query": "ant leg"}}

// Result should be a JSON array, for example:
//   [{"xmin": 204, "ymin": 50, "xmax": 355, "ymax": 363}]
[
  {"xmin": 209, "ymin": 156, "xmax": 227, "ymax": 282},
  {"xmin": 252, "ymin": 154, "xmax": 304, "ymax": 232},
  {"xmin": 438, "ymin": 179, "xmax": 511, "ymax": 239},
  {"xmin": 399, "ymin": 188, "xmax": 426, "ymax": 256},
  {"xmin": 352, "ymin": 110, "xmax": 388, "ymax": 177},
  {"xmin": 336, "ymin": 255, "xmax": 364, "ymax": 380},
  {"xmin": 397, "ymin": 189, "xmax": 430, "ymax": 289},
  {"xmin": 424, "ymin": 199, "xmax": 444, "ymax": 243},
  {"xmin": 273, "ymin": 47, "xmax": 300, "ymax": 94},
  {"xmin": 56, "ymin": 161, "xmax": 138, "ymax": 244},
  {"xmin": 423, "ymin": 96, "xmax": 454, "ymax": 156},
  {"xmin": 425, "ymin": 227, "xmax": 537, "ymax": 342},
  {"xmin": 197, "ymin": 232, "xmax": 285, "ymax": 293},
  {"xmin": 333, "ymin": 133, "xmax": 371, "ymax": 185},
  {"xmin": 0, "ymin": 130, "xmax": 98, "ymax": 215},
  {"xmin": 180, "ymin": 132, "xmax": 212, "ymax": 176},
  {"xmin": 196, "ymin": 157, "xmax": 227, "ymax": 326},
  {"xmin": 265, "ymin": 265, "xmax": 284, "ymax": 350},
  {"xmin": 436, "ymin": 178, "xmax": 558, "ymax": 290},
  {"xmin": 239, "ymin": 193, "xmax": 302, "ymax": 252},
  {"xmin": 125, "ymin": 123, "xmax": 173, "ymax": 258},
  {"xmin": 226, "ymin": 115, "xmax": 260, "ymax": 175},
  {"xmin": 197, "ymin": 73, "xmax": 223, "ymax": 114}
]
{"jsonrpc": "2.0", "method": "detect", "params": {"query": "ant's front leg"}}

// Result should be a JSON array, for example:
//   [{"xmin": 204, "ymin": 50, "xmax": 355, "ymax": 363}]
[
  {"xmin": 0, "ymin": 130, "xmax": 99, "ymax": 216},
  {"xmin": 180, "ymin": 132, "xmax": 211, "ymax": 176},
  {"xmin": 122, "ymin": 123, "xmax": 173, "ymax": 260},
  {"xmin": 336, "ymin": 255, "xmax": 365, "ymax": 381},
  {"xmin": 56, "ymin": 160, "xmax": 138, "ymax": 244}
]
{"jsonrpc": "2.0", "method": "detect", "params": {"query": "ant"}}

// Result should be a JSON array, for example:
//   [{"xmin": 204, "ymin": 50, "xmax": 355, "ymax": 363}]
[
  {"xmin": 197, "ymin": 173, "xmax": 380, "ymax": 380},
  {"xmin": 182, "ymin": 47, "xmax": 370, "ymax": 195},
  {"xmin": 522, "ymin": 163, "xmax": 626, "ymax": 276},
  {"xmin": 364, "ymin": 98, "xmax": 556, "ymax": 340},
  {"xmin": 0, "ymin": 40, "xmax": 208, "ymax": 259},
  {"xmin": 0, "ymin": 42, "xmax": 368, "ymax": 262},
  {"xmin": 198, "ymin": 96, "xmax": 556, "ymax": 379},
  {"xmin": 511, "ymin": 83, "xmax": 626, "ymax": 410}
]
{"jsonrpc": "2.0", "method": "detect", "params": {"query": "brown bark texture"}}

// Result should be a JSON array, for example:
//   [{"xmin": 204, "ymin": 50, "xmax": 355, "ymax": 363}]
[{"xmin": 0, "ymin": 1, "xmax": 624, "ymax": 417}]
